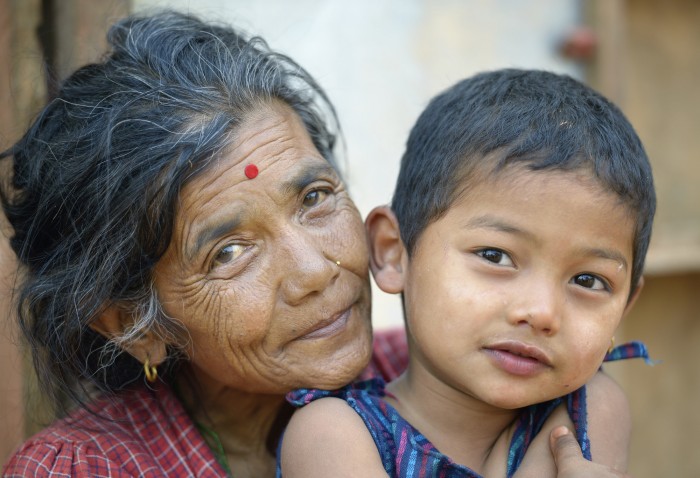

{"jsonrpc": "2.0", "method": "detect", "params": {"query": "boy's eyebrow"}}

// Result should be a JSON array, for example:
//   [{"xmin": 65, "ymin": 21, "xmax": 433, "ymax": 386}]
[
  {"xmin": 577, "ymin": 247, "xmax": 629, "ymax": 270},
  {"xmin": 465, "ymin": 215, "xmax": 628, "ymax": 270},
  {"xmin": 464, "ymin": 215, "xmax": 535, "ymax": 240}
]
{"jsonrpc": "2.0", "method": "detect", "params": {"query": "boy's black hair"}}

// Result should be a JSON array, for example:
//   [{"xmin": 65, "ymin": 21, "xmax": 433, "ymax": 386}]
[{"xmin": 392, "ymin": 69, "xmax": 655, "ymax": 292}]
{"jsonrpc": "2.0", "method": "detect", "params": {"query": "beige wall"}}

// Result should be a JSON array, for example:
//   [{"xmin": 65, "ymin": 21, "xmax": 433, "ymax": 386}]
[
  {"xmin": 133, "ymin": 0, "xmax": 587, "ymax": 329},
  {"xmin": 608, "ymin": 274, "xmax": 700, "ymax": 477},
  {"xmin": 596, "ymin": 0, "xmax": 700, "ymax": 274},
  {"xmin": 588, "ymin": 1, "xmax": 700, "ymax": 476}
]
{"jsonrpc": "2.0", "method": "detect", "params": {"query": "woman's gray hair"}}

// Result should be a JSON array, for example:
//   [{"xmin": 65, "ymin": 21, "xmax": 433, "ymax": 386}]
[{"xmin": 0, "ymin": 10, "xmax": 342, "ymax": 415}]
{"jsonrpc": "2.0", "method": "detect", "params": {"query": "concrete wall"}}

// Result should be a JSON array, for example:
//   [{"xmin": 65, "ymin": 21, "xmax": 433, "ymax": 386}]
[{"xmin": 133, "ymin": 0, "xmax": 585, "ymax": 329}]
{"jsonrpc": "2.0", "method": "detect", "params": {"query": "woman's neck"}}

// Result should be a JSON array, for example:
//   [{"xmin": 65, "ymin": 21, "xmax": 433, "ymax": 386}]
[
  {"xmin": 386, "ymin": 365, "xmax": 519, "ymax": 476},
  {"xmin": 176, "ymin": 370, "xmax": 288, "ymax": 478}
]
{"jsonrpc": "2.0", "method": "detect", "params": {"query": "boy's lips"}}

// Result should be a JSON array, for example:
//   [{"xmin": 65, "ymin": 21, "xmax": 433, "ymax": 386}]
[{"xmin": 483, "ymin": 340, "xmax": 553, "ymax": 376}]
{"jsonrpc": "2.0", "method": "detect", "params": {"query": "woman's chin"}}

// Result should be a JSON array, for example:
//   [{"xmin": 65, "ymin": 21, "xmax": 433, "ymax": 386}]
[
  {"xmin": 300, "ymin": 335, "xmax": 373, "ymax": 390},
  {"xmin": 292, "ymin": 305, "xmax": 373, "ymax": 389}
]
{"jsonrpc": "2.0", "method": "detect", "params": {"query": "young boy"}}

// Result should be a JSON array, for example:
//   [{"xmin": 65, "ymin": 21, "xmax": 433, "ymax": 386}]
[{"xmin": 280, "ymin": 69, "xmax": 654, "ymax": 477}]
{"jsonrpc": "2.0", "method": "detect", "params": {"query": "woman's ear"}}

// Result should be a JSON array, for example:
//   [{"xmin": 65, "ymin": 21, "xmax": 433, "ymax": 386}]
[
  {"xmin": 365, "ymin": 206, "xmax": 408, "ymax": 294},
  {"xmin": 90, "ymin": 305, "xmax": 167, "ymax": 366}
]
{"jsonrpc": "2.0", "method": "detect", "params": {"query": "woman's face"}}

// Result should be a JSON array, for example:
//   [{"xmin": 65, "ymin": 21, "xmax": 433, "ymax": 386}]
[{"xmin": 153, "ymin": 101, "xmax": 372, "ymax": 394}]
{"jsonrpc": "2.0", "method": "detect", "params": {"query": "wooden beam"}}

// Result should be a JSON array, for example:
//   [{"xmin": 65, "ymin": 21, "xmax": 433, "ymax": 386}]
[{"xmin": 0, "ymin": 0, "xmax": 130, "ymax": 463}]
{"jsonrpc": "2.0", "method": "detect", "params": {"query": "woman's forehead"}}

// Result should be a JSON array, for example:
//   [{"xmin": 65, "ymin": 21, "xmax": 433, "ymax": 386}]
[
  {"xmin": 170, "ymin": 103, "xmax": 335, "ymax": 253},
  {"xmin": 195, "ymin": 102, "xmax": 321, "ymax": 181},
  {"xmin": 180, "ymin": 158, "xmax": 337, "ymax": 259}
]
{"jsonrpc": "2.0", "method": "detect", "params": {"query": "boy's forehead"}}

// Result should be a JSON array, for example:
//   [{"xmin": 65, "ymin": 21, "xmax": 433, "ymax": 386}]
[
  {"xmin": 450, "ymin": 163, "xmax": 637, "ymax": 244},
  {"xmin": 456, "ymin": 155, "xmax": 613, "ymax": 199},
  {"xmin": 451, "ymin": 177, "xmax": 627, "ymax": 246}
]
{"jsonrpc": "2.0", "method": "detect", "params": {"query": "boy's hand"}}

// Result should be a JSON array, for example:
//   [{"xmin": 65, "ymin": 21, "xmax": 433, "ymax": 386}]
[{"xmin": 550, "ymin": 427, "xmax": 630, "ymax": 478}]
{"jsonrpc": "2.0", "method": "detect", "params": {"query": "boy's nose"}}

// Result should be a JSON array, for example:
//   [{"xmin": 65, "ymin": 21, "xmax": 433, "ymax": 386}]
[{"xmin": 507, "ymin": 280, "xmax": 562, "ymax": 335}]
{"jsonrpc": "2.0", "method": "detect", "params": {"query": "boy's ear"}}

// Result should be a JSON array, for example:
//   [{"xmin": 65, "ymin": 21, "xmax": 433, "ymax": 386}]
[
  {"xmin": 365, "ymin": 205, "xmax": 408, "ymax": 294},
  {"xmin": 89, "ymin": 305, "xmax": 167, "ymax": 366},
  {"xmin": 622, "ymin": 276, "xmax": 645, "ymax": 318}
]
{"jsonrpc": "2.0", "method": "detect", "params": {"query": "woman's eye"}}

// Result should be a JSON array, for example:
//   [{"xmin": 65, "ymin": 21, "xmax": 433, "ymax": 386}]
[
  {"xmin": 476, "ymin": 248, "xmax": 514, "ymax": 266},
  {"xmin": 572, "ymin": 273, "xmax": 608, "ymax": 291},
  {"xmin": 212, "ymin": 243, "xmax": 245, "ymax": 267},
  {"xmin": 302, "ymin": 189, "xmax": 329, "ymax": 208}
]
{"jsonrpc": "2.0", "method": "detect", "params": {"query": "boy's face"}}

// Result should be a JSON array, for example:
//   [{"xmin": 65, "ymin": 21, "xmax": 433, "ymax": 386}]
[{"xmin": 392, "ymin": 168, "xmax": 638, "ymax": 409}]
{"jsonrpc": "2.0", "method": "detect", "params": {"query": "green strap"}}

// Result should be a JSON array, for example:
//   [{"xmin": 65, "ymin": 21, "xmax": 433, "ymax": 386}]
[
  {"xmin": 194, "ymin": 421, "xmax": 233, "ymax": 477},
  {"xmin": 173, "ymin": 381, "xmax": 233, "ymax": 477}
]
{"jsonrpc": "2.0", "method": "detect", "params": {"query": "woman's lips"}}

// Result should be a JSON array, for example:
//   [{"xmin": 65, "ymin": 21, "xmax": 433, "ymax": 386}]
[
  {"xmin": 299, "ymin": 307, "xmax": 352, "ymax": 340},
  {"xmin": 483, "ymin": 341, "xmax": 553, "ymax": 376}
]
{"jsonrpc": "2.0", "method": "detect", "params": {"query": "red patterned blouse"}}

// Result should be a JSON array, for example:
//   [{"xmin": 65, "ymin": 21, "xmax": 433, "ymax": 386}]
[{"xmin": 2, "ymin": 328, "xmax": 408, "ymax": 477}]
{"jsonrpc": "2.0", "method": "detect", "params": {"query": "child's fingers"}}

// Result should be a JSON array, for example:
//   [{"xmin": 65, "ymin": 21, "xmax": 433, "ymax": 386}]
[
  {"xmin": 549, "ymin": 426, "xmax": 584, "ymax": 466},
  {"xmin": 549, "ymin": 426, "xmax": 582, "ymax": 470},
  {"xmin": 549, "ymin": 426, "xmax": 631, "ymax": 478}
]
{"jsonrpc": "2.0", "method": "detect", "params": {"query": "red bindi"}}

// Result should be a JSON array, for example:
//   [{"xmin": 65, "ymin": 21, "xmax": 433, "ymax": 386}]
[{"xmin": 244, "ymin": 164, "xmax": 259, "ymax": 179}]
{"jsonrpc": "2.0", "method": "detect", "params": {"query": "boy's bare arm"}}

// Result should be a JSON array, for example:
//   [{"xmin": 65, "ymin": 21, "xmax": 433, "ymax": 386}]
[
  {"xmin": 512, "ymin": 404, "xmax": 570, "ymax": 477},
  {"xmin": 280, "ymin": 397, "xmax": 389, "ymax": 478},
  {"xmin": 513, "ymin": 371, "xmax": 631, "ymax": 478},
  {"xmin": 584, "ymin": 370, "xmax": 632, "ymax": 470}
]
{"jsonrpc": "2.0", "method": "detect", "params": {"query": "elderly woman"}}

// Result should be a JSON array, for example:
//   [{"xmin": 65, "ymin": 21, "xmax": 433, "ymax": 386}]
[
  {"xmin": 1, "ymin": 11, "xmax": 627, "ymax": 478},
  {"xmin": 1, "ymin": 11, "xmax": 376, "ymax": 476}
]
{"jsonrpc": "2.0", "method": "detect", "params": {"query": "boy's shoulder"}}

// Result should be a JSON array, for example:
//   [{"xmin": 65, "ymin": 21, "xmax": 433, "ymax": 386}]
[
  {"xmin": 286, "ymin": 376, "xmax": 387, "ymax": 406},
  {"xmin": 281, "ymin": 394, "xmax": 388, "ymax": 477},
  {"xmin": 585, "ymin": 371, "xmax": 631, "ymax": 469}
]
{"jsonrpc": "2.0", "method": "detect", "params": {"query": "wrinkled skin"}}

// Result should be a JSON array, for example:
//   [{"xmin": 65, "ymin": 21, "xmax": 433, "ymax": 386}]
[{"xmin": 150, "ymin": 101, "xmax": 373, "ymax": 476}]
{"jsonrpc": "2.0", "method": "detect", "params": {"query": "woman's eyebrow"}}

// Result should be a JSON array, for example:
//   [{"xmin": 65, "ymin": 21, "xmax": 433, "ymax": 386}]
[
  {"xmin": 280, "ymin": 161, "xmax": 337, "ymax": 196},
  {"xmin": 188, "ymin": 216, "xmax": 242, "ymax": 261}
]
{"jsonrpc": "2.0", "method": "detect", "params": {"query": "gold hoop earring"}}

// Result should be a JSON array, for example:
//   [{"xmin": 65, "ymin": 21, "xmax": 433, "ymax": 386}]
[
  {"xmin": 607, "ymin": 336, "xmax": 615, "ymax": 355},
  {"xmin": 144, "ymin": 357, "xmax": 158, "ymax": 383}
]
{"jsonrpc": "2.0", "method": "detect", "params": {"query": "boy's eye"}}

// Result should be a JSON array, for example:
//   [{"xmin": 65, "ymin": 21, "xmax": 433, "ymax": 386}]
[
  {"xmin": 571, "ymin": 273, "xmax": 608, "ymax": 291},
  {"xmin": 213, "ymin": 243, "xmax": 246, "ymax": 268},
  {"xmin": 476, "ymin": 248, "xmax": 514, "ymax": 267},
  {"xmin": 302, "ymin": 189, "xmax": 329, "ymax": 208}
]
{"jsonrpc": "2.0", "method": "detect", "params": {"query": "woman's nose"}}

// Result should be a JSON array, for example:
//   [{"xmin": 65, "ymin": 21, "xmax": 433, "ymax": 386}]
[
  {"xmin": 279, "ymin": 226, "xmax": 339, "ymax": 304},
  {"xmin": 507, "ymin": 280, "xmax": 562, "ymax": 335}
]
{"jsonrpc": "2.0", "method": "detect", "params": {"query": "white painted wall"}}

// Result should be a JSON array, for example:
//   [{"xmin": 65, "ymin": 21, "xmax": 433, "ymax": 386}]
[{"xmin": 133, "ymin": 0, "xmax": 583, "ymax": 329}]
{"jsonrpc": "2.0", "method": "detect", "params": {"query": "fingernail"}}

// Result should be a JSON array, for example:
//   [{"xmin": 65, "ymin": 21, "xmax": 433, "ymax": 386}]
[{"xmin": 552, "ymin": 426, "xmax": 570, "ymax": 439}]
